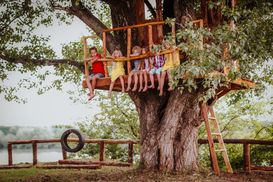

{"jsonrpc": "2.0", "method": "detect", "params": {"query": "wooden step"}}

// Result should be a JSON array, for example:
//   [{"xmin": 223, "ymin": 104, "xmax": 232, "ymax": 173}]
[
  {"xmin": 208, "ymin": 117, "xmax": 216, "ymax": 120},
  {"xmin": 211, "ymin": 132, "xmax": 222, "ymax": 135},
  {"xmin": 36, "ymin": 164, "xmax": 101, "ymax": 169}
]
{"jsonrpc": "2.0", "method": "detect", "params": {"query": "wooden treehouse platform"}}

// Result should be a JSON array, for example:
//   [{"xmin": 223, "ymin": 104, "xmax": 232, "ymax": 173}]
[{"xmin": 82, "ymin": 19, "xmax": 255, "ymax": 100}]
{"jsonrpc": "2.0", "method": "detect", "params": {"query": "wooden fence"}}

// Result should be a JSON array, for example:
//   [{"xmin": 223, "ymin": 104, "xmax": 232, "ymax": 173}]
[
  {"xmin": 7, "ymin": 139, "xmax": 138, "ymax": 167},
  {"xmin": 5, "ymin": 138, "xmax": 273, "ymax": 173},
  {"xmin": 198, "ymin": 139, "xmax": 273, "ymax": 173}
]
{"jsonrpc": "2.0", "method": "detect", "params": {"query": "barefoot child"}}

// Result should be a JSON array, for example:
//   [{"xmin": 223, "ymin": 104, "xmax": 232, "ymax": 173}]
[
  {"xmin": 84, "ymin": 47, "xmax": 105, "ymax": 101},
  {"xmin": 138, "ymin": 47, "xmax": 152, "ymax": 92},
  {"xmin": 108, "ymin": 46, "xmax": 125, "ymax": 98},
  {"xmin": 148, "ymin": 46, "xmax": 165, "ymax": 90},
  {"xmin": 159, "ymin": 41, "xmax": 180, "ymax": 96},
  {"xmin": 126, "ymin": 46, "xmax": 141, "ymax": 92}
]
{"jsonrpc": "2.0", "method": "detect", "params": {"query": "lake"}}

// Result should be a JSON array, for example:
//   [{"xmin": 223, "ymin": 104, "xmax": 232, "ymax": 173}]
[{"xmin": 0, "ymin": 148, "xmax": 63, "ymax": 165}]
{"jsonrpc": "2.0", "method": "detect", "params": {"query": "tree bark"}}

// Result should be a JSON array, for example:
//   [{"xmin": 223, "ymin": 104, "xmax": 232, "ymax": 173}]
[{"xmin": 129, "ymin": 89, "xmax": 202, "ymax": 171}]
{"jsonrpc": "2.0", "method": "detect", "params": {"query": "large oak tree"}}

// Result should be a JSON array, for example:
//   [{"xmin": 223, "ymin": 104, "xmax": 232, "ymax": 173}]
[{"xmin": 0, "ymin": 0, "xmax": 272, "ymax": 172}]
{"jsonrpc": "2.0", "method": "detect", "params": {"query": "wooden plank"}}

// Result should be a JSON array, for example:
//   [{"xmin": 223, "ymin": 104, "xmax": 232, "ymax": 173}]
[
  {"xmin": 36, "ymin": 164, "xmax": 101, "ymax": 169},
  {"xmin": 243, "ymin": 143, "xmax": 251, "ymax": 173},
  {"xmin": 251, "ymin": 166, "xmax": 273, "ymax": 171},
  {"xmin": 103, "ymin": 21, "xmax": 164, "ymax": 32},
  {"xmin": 0, "ymin": 165, "xmax": 32, "ymax": 170},
  {"xmin": 199, "ymin": 139, "xmax": 273, "ymax": 145},
  {"xmin": 127, "ymin": 28, "xmax": 132, "ymax": 74},
  {"xmin": 99, "ymin": 141, "xmax": 105, "ymax": 161},
  {"xmin": 8, "ymin": 143, "xmax": 12, "ymax": 166},
  {"xmin": 58, "ymin": 160, "xmax": 132, "ymax": 167}
]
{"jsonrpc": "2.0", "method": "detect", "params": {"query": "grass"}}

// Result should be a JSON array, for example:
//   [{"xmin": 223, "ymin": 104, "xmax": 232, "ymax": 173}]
[{"xmin": 0, "ymin": 165, "xmax": 272, "ymax": 182}]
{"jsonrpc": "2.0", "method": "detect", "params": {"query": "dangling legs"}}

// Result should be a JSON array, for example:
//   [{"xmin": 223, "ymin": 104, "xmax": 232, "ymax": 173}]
[
  {"xmin": 156, "ymin": 73, "xmax": 161, "ymax": 91},
  {"xmin": 108, "ymin": 81, "xmax": 115, "ymax": 98},
  {"xmin": 148, "ymin": 69, "xmax": 155, "ymax": 89},
  {"xmin": 132, "ymin": 72, "xmax": 139, "ymax": 91},
  {"xmin": 167, "ymin": 70, "xmax": 174, "ymax": 91},
  {"xmin": 138, "ymin": 71, "xmax": 143, "ymax": 92},
  {"xmin": 126, "ymin": 72, "xmax": 133, "ymax": 91},
  {"xmin": 142, "ymin": 71, "xmax": 148, "ymax": 92},
  {"xmin": 159, "ymin": 70, "xmax": 167, "ymax": 96},
  {"xmin": 86, "ymin": 75, "xmax": 95, "ymax": 101},
  {"xmin": 119, "ymin": 76, "xmax": 125, "ymax": 93}
]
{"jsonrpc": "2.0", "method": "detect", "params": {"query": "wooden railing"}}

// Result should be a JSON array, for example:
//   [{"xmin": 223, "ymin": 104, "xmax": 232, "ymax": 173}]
[
  {"xmin": 198, "ymin": 139, "xmax": 273, "ymax": 173},
  {"xmin": 6, "ymin": 138, "xmax": 271, "ymax": 173},
  {"xmin": 7, "ymin": 139, "xmax": 138, "ymax": 166}
]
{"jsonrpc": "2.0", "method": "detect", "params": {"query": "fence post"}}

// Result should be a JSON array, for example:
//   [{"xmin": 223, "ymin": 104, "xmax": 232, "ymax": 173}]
[
  {"xmin": 32, "ymin": 141, "xmax": 38, "ymax": 165},
  {"xmin": 243, "ymin": 143, "xmax": 251, "ymax": 173},
  {"xmin": 99, "ymin": 141, "xmax": 105, "ymax": 161},
  {"xmin": 8, "ymin": 143, "xmax": 12, "ymax": 166},
  {"xmin": 128, "ymin": 142, "xmax": 133, "ymax": 164}
]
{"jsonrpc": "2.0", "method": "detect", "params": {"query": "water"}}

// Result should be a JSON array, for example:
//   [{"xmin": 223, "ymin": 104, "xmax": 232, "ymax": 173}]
[{"xmin": 0, "ymin": 148, "xmax": 63, "ymax": 165}]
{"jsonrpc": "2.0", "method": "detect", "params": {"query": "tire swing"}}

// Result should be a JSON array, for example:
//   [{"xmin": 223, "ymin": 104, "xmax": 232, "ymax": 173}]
[{"xmin": 61, "ymin": 129, "xmax": 85, "ymax": 153}]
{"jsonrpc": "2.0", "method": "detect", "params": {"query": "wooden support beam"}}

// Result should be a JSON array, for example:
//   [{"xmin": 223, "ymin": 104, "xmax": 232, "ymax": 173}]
[
  {"xmin": 32, "ymin": 141, "xmax": 38, "ymax": 165},
  {"xmin": 102, "ymin": 32, "xmax": 109, "ymax": 77},
  {"xmin": 127, "ymin": 28, "xmax": 132, "ymax": 74},
  {"xmin": 171, "ymin": 21, "xmax": 176, "ymax": 44},
  {"xmin": 243, "ymin": 143, "xmax": 251, "ymax": 173},
  {"xmin": 148, "ymin": 25, "xmax": 153, "ymax": 52},
  {"xmin": 128, "ymin": 142, "xmax": 133, "ymax": 164},
  {"xmin": 99, "ymin": 141, "xmax": 105, "ymax": 161},
  {"xmin": 58, "ymin": 160, "xmax": 132, "ymax": 167},
  {"xmin": 8, "ymin": 143, "xmax": 12, "ymax": 166}
]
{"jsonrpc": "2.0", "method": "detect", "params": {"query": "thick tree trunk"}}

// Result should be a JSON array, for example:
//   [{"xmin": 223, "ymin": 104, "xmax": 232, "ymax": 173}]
[{"xmin": 129, "ymin": 89, "xmax": 202, "ymax": 172}]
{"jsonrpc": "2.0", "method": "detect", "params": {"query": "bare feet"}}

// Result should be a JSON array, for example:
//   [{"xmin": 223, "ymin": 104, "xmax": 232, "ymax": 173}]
[
  {"xmin": 138, "ymin": 87, "xmax": 143, "ymax": 92},
  {"xmin": 148, "ymin": 85, "xmax": 154, "ymax": 89},
  {"xmin": 168, "ymin": 87, "xmax": 174, "ymax": 91},
  {"xmin": 159, "ymin": 91, "xmax": 163, "ymax": 96},
  {"xmin": 142, "ymin": 87, "xmax": 148, "ymax": 92},
  {"xmin": 88, "ymin": 94, "xmax": 95, "ymax": 101},
  {"xmin": 132, "ymin": 86, "xmax": 137, "ymax": 92},
  {"xmin": 126, "ymin": 87, "xmax": 131, "ymax": 92},
  {"xmin": 108, "ymin": 92, "xmax": 112, "ymax": 98}
]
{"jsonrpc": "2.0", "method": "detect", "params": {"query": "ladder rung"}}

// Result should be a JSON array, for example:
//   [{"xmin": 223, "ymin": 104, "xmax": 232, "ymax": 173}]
[
  {"xmin": 208, "ymin": 117, "xmax": 216, "ymax": 120},
  {"xmin": 211, "ymin": 133, "xmax": 222, "ymax": 135},
  {"xmin": 215, "ymin": 149, "xmax": 226, "ymax": 152}
]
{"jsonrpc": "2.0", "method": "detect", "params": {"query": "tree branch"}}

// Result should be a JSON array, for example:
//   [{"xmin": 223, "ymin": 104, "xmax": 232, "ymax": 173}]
[
  {"xmin": 50, "ymin": 0, "xmax": 116, "ymax": 53},
  {"xmin": 144, "ymin": 0, "xmax": 156, "ymax": 19},
  {"xmin": 0, "ymin": 55, "xmax": 84, "ymax": 73}
]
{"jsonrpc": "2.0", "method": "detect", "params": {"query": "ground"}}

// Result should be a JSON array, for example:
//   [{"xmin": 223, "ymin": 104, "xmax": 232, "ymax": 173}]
[{"xmin": 0, "ymin": 165, "xmax": 273, "ymax": 182}]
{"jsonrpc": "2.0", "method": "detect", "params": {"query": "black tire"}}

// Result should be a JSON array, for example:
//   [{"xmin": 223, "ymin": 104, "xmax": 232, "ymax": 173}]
[{"xmin": 61, "ymin": 129, "xmax": 85, "ymax": 153}]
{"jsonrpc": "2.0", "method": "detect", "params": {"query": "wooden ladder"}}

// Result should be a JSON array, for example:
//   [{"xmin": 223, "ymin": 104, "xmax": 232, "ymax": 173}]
[{"xmin": 200, "ymin": 103, "xmax": 233, "ymax": 175}]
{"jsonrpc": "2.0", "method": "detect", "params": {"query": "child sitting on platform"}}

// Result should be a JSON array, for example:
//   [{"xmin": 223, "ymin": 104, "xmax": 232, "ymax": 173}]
[
  {"xmin": 159, "ymin": 40, "xmax": 180, "ymax": 96},
  {"xmin": 126, "ymin": 46, "xmax": 142, "ymax": 92},
  {"xmin": 108, "ymin": 46, "xmax": 125, "ymax": 98},
  {"xmin": 148, "ymin": 45, "xmax": 165, "ymax": 90},
  {"xmin": 84, "ymin": 46, "xmax": 105, "ymax": 101},
  {"xmin": 138, "ymin": 47, "xmax": 152, "ymax": 92}
]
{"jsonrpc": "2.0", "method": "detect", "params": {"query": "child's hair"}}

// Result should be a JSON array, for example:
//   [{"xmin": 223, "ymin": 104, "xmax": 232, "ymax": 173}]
[
  {"xmin": 163, "ymin": 40, "xmax": 172, "ymax": 49},
  {"xmin": 115, "ymin": 45, "xmax": 121, "ymax": 50},
  {"xmin": 132, "ymin": 46, "xmax": 141, "ymax": 54},
  {"xmin": 89, "ymin": 46, "xmax": 97, "ymax": 52}
]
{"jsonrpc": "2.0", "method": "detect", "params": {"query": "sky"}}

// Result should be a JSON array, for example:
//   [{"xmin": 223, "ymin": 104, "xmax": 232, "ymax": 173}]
[{"xmin": 0, "ymin": 16, "xmax": 102, "ymax": 127}]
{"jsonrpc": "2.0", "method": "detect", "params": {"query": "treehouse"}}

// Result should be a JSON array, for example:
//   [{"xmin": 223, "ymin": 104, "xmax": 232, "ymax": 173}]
[{"xmin": 81, "ymin": 18, "xmax": 254, "ymax": 99}]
